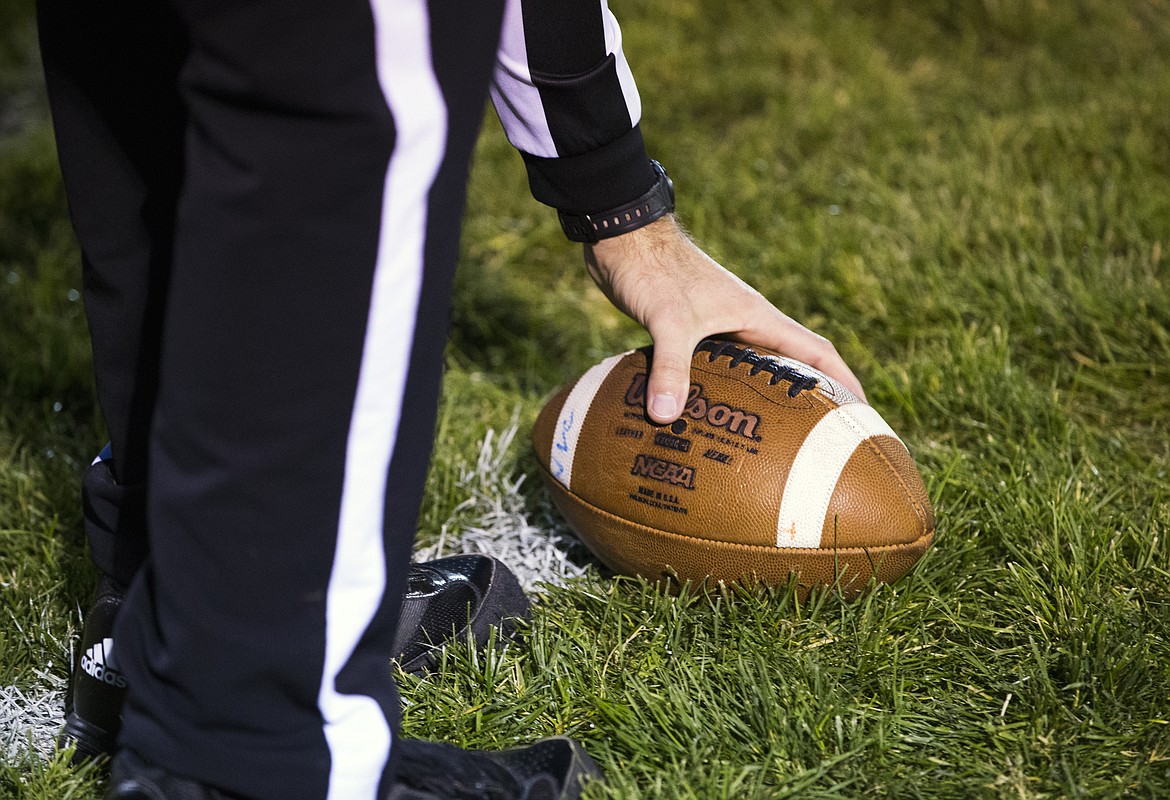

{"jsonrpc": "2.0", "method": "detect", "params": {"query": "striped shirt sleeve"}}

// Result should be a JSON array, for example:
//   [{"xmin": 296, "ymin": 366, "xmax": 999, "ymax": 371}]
[{"xmin": 490, "ymin": 0, "xmax": 658, "ymax": 215}]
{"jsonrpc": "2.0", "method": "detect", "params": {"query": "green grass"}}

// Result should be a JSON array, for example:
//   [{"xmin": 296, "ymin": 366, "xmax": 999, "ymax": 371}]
[{"xmin": 2, "ymin": 0, "xmax": 1169, "ymax": 797}]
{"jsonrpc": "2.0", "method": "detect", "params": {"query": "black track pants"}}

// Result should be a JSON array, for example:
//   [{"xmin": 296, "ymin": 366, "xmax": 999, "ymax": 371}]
[{"xmin": 38, "ymin": 0, "xmax": 504, "ymax": 796}]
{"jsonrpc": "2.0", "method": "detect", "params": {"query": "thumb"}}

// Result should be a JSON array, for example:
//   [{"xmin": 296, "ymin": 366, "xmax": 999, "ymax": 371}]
[{"xmin": 646, "ymin": 333, "xmax": 700, "ymax": 424}]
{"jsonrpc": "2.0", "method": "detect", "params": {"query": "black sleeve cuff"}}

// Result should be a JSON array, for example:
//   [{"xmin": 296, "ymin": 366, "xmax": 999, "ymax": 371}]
[{"xmin": 520, "ymin": 124, "xmax": 657, "ymax": 215}]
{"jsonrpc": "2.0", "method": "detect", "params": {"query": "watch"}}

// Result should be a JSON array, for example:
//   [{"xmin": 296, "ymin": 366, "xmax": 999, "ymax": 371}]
[{"xmin": 557, "ymin": 160, "xmax": 675, "ymax": 243}]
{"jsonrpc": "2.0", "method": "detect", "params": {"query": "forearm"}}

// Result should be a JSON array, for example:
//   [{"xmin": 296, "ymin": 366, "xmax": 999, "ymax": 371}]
[{"xmin": 489, "ymin": 0, "xmax": 657, "ymax": 214}]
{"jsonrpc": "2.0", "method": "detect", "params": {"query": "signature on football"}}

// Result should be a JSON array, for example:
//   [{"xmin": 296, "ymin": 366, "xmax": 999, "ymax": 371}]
[{"xmin": 551, "ymin": 411, "xmax": 575, "ymax": 478}]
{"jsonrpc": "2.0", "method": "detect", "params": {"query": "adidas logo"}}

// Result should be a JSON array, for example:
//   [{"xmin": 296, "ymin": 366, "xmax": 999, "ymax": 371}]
[{"xmin": 80, "ymin": 637, "xmax": 128, "ymax": 689}]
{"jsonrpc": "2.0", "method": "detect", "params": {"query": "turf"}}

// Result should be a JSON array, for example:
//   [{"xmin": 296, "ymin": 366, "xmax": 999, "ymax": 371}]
[{"xmin": 2, "ymin": 0, "xmax": 1168, "ymax": 797}]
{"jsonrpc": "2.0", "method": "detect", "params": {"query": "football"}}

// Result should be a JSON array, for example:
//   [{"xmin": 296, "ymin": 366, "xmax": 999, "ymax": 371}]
[{"xmin": 531, "ymin": 339, "xmax": 935, "ymax": 595}]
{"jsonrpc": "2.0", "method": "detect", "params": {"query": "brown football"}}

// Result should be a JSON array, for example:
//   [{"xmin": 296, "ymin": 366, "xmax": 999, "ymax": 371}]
[{"xmin": 532, "ymin": 339, "xmax": 935, "ymax": 595}]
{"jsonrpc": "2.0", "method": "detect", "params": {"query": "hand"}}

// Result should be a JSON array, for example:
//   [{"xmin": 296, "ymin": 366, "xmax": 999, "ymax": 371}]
[{"xmin": 583, "ymin": 215, "xmax": 866, "ymax": 423}]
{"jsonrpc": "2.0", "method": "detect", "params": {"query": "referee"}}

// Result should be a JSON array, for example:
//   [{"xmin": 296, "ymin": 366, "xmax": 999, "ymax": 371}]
[{"xmin": 37, "ymin": 0, "xmax": 864, "ymax": 797}]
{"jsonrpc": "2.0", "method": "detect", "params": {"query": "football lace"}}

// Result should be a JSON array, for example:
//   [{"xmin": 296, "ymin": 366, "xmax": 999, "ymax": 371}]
[{"xmin": 697, "ymin": 340, "xmax": 819, "ymax": 398}]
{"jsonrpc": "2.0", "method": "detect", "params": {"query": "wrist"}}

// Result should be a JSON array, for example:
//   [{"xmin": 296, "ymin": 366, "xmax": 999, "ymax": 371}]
[
  {"xmin": 586, "ymin": 214, "xmax": 679, "ymax": 259},
  {"xmin": 558, "ymin": 160, "xmax": 675, "ymax": 243}
]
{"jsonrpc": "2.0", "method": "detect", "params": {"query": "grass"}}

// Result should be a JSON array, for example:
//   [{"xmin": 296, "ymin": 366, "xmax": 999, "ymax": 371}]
[{"xmin": 2, "ymin": 0, "xmax": 1169, "ymax": 797}]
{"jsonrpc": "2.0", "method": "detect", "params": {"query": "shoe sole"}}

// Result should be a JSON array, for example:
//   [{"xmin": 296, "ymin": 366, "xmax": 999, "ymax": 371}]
[{"xmin": 60, "ymin": 711, "xmax": 117, "ymax": 765}]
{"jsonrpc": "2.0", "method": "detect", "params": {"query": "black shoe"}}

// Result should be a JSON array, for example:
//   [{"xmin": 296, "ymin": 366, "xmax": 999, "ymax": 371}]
[
  {"xmin": 388, "ymin": 737, "xmax": 603, "ymax": 800},
  {"xmin": 61, "ymin": 575, "xmax": 127, "ymax": 763},
  {"xmin": 107, "ymin": 737, "xmax": 602, "ymax": 800},
  {"xmin": 393, "ymin": 554, "xmax": 530, "ymax": 675},
  {"xmin": 62, "ymin": 555, "xmax": 530, "ymax": 763},
  {"xmin": 108, "ymin": 749, "xmax": 240, "ymax": 799}
]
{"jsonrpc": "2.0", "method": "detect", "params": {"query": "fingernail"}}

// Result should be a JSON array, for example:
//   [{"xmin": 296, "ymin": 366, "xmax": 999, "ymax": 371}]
[{"xmin": 650, "ymin": 393, "xmax": 678, "ymax": 419}]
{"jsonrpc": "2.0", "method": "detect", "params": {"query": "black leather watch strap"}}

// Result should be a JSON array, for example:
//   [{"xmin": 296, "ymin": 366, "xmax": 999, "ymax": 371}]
[{"xmin": 557, "ymin": 160, "xmax": 675, "ymax": 243}]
